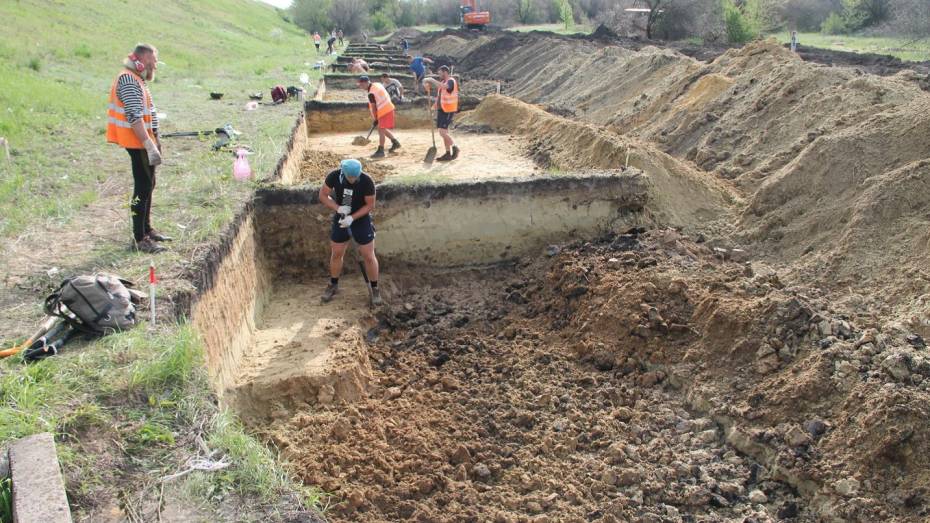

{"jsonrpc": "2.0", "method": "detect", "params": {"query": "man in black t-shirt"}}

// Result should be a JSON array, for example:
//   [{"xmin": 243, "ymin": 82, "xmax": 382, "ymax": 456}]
[{"xmin": 318, "ymin": 158, "xmax": 382, "ymax": 305}]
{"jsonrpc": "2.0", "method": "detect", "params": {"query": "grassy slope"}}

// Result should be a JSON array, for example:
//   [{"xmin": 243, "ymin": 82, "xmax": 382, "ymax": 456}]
[
  {"xmin": 0, "ymin": 1, "xmax": 334, "ymax": 520},
  {"xmin": 0, "ymin": 0, "xmax": 314, "ymax": 236},
  {"xmin": 773, "ymin": 31, "xmax": 930, "ymax": 62}
]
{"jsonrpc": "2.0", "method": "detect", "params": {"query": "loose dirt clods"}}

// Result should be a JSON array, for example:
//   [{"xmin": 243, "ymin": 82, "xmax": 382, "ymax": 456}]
[{"xmin": 224, "ymin": 28, "xmax": 930, "ymax": 523}]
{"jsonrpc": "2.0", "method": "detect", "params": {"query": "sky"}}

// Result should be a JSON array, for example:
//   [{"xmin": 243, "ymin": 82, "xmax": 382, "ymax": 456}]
[{"xmin": 259, "ymin": 0, "xmax": 291, "ymax": 8}]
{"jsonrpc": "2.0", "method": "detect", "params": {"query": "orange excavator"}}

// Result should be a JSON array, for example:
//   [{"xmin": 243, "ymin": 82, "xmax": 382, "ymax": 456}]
[{"xmin": 460, "ymin": 0, "xmax": 490, "ymax": 30}]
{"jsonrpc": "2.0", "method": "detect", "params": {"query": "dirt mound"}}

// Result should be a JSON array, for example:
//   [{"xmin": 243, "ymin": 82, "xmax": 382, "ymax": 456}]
[
  {"xmin": 429, "ymin": 32, "xmax": 930, "ymax": 310},
  {"xmin": 526, "ymin": 229, "xmax": 930, "ymax": 521},
  {"xmin": 267, "ymin": 262, "xmax": 806, "ymax": 522},
  {"xmin": 295, "ymin": 150, "xmax": 393, "ymax": 184},
  {"xmin": 460, "ymin": 95, "xmax": 737, "ymax": 232}
]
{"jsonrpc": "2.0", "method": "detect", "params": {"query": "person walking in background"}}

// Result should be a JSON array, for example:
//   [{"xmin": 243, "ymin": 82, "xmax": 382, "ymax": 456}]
[
  {"xmin": 422, "ymin": 65, "xmax": 460, "ymax": 161},
  {"xmin": 313, "ymin": 31, "xmax": 321, "ymax": 54},
  {"xmin": 326, "ymin": 33, "xmax": 336, "ymax": 54},
  {"xmin": 358, "ymin": 75, "xmax": 400, "ymax": 158},
  {"xmin": 106, "ymin": 43, "xmax": 171, "ymax": 254},
  {"xmin": 401, "ymin": 37, "xmax": 410, "ymax": 56},
  {"xmin": 408, "ymin": 54, "xmax": 433, "ymax": 95},
  {"xmin": 338, "ymin": 29, "xmax": 344, "ymax": 46}
]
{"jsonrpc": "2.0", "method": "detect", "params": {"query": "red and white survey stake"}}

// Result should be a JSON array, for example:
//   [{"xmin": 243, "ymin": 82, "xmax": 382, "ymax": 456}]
[{"xmin": 149, "ymin": 262, "xmax": 157, "ymax": 327}]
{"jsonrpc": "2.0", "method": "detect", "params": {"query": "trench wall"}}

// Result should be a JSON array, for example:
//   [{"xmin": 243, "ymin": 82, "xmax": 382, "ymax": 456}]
[
  {"xmin": 303, "ymin": 97, "xmax": 480, "ymax": 135},
  {"xmin": 256, "ymin": 174, "xmax": 648, "ymax": 276},
  {"xmin": 324, "ymin": 73, "xmax": 419, "ymax": 92},
  {"xmin": 190, "ymin": 212, "xmax": 272, "ymax": 394}
]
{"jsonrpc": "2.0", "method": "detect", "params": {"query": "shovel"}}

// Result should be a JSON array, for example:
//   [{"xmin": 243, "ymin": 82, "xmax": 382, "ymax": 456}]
[
  {"xmin": 0, "ymin": 315, "xmax": 57, "ymax": 358},
  {"xmin": 353, "ymin": 121, "xmax": 377, "ymax": 146},
  {"xmin": 424, "ymin": 97, "xmax": 437, "ymax": 165}
]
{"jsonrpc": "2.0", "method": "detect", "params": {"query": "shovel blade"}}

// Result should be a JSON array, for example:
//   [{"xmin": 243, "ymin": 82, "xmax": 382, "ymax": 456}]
[{"xmin": 424, "ymin": 146, "xmax": 437, "ymax": 165}]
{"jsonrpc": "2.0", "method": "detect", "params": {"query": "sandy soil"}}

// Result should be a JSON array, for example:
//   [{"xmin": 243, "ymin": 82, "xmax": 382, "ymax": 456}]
[
  {"xmin": 299, "ymin": 130, "xmax": 542, "ymax": 183},
  {"xmin": 262, "ymin": 234, "xmax": 816, "ymax": 522}
]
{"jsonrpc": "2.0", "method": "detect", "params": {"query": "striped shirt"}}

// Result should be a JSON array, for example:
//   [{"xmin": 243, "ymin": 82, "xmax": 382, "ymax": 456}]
[{"xmin": 116, "ymin": 73, "xmax": 158, "ymax": 132}]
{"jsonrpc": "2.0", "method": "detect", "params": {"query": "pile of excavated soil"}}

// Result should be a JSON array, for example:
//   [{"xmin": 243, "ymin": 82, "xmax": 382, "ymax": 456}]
[
  {"xmin": 262, "ymin": 228, "xmax": 930, "ymax": 521},
  {"xmin": 459, "ymin": 95, "xmax": 737, "ymax": 235},
  {"xmin": 528, "ymin": 229, "xmax": 930, "ymax": 522},
  {"xmin": 425, "ymin": 31, "xmax": 930, "ymax": 318},
  {"xmin": 295, "ymin": 149, "xmax": 393, "ymax": 184},
  {"xmin": 267, "ymin": 256, "xmax": 806, "ymax": 522}
]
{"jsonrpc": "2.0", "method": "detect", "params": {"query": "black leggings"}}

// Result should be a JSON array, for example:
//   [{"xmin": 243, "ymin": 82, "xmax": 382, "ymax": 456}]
[{"xmin": 127, "ymin": 148, "xmax": 156, "ymax": 241}]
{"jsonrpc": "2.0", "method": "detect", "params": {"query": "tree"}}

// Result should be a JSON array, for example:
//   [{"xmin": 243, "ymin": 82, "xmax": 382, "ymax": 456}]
[
  {"xmin": 781, "ymin": 0, "xmax": 843, "ymax": 32},
  {"xmin": 841, "ymin": 0, "xmax": 890, "ymax": 31},
  {"xmin": 329, "ymin": 0, "xmax": 369, "ymax": 34},
  {"xmin": 641, "ymin": 0, "xmax": 664, "ymax": 39},
  {"xmin": 722, "ymin": 0, "xmax": 757, "ymax": 42},
  {"xmin": 889, "ymin": 0, "xmax": 930, "ymax": 39},
  {"xmin": 291, "ymin": 0, "xmax": 334, "ymax": 33},
  {"xmin": 558, "ymin": 0, "xmax": 574, "ymax": 29},
  {"xmin": 516, "ymin": 0, "xmax": 537, "ymax": 24}
]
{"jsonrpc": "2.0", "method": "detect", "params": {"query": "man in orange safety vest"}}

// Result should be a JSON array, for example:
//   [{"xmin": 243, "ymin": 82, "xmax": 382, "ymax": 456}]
[
  {"xmin": 422, "ymin": 65, "xmax": 459, "ymax": 162},
  {"xmin": 358, "ymin": 75, "xmax": 401, "ymax": 158},
  {"xmin": 106, "ymin": 43, "xmax": 170, "ymax": 254}
]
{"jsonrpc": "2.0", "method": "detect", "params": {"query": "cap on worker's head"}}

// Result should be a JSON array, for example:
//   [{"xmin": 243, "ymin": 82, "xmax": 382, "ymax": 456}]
[
  {"xmin": 438, "ymin": 65, "xmax": 450, "ymax": 73},
  {"xmin": 357, "ymin": 75, "xmax": 370, "ymax": 84},
  {"xmin": 340, "ymin": 159, "xmax": 362, "ymax": 178},
  {"xmin": 380, "ymin": 72, "xmax": 389, "ymax": 78}
]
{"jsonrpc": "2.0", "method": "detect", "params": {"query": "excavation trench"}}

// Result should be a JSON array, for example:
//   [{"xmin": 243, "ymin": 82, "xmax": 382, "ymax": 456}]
[{"xmin": 189, "ymin": 98, "xmax": 812, "ymax": 521}]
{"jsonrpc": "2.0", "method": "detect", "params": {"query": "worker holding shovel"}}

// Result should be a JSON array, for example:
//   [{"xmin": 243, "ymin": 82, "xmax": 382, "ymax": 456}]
[
  {"xmin": 319, "ymin": 159, "xmax": 382, "ymax": 306},
  {"xmin": 106, "ymin": 43, "xmax": 171, "ymax": 254},
  {"xmin": 423, "ymin": 65, "xmax": 460, "ymax": 162},
  {"xmin": 358, "ymin": 75, "xmax": 400, "ymax": 158}
]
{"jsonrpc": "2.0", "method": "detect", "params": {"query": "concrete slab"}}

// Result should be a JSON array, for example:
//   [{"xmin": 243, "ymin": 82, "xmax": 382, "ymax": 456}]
[{"xmin": 10, "ymin": 432, "xmax": 71, "ymax": 523}]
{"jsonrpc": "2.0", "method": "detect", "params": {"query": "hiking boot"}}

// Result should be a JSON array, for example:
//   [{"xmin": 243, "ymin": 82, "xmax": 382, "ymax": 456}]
[
  {"xmin": 321, "ymin": 283, "xmax": 339, "ymax": 303},
  {"xmin": 389, "ymin": 139, "xmax": 401, "ymax": 152},
  {"xmin": 371, "ymin": 147, "xmax": 385, "ymax": 159},
  {"xmin": 451, "ymin": 145, "xmax": 460, "ymax": 160},
  {"xmin": 370, "ymin": 287, "xmax": 383, "ymax": 306},
  {"xmin": 146, "ymin": 229, "xmax": 173, "ymax": 242},
  {"xmin": 134, "ymin": 238, "xmax": 166, "ymax": 254},
  {"xmin": 435, "ymin": 151, "xmax": 453, "ymax": 162}
]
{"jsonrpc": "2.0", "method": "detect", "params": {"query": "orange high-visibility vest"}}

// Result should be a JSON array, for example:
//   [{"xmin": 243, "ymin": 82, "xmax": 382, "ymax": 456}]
[
  {"xmin": 368, "ymin": 82, "xmax": 395, "ymax": 119},
  {"xmin": 106, "ymin": 71, "xmax": 154, "ymax": 149},
  {"xmin": 439, "ymin": 77, "xmax": 459, "ymax": 113}
]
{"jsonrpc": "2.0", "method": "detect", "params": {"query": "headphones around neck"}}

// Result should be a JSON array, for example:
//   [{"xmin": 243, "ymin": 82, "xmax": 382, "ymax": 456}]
[{"xmin": 128, "ymin": 53, "xmax": 145, "ymax": 73}]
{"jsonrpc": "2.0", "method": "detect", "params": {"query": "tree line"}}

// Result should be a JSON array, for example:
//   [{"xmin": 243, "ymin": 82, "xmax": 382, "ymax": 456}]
[{"xmin": 287, "ymin": 0, "xmax": 930, "ymax": 44}]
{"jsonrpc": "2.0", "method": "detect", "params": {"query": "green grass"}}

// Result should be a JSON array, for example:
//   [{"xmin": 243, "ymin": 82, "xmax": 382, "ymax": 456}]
[
  {"xmin": 0, "ymin": 1, "xmax": 337, "ymax": 519},
  {"xmin": 0, "ymin": 0, "xmax": 317, "ymax": 237},
  {"xmin": 773, "ymin": 32, "xmax": 930, "ymax": 62}
]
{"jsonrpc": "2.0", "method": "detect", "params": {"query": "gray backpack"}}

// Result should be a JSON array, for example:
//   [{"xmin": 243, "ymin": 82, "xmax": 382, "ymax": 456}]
[{"xmin": 44, "ymin": 274, "xmax": 138, "ymax": 334}]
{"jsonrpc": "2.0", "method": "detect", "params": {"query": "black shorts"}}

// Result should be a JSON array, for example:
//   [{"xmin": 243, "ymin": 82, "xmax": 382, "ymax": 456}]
[
  {"xmin": 437, "ymin": 110, "xmax": 454, "ymax": 129},
  {"xmin": 331, "ymin": 214, "xmax": 375, "ymax": 245}
]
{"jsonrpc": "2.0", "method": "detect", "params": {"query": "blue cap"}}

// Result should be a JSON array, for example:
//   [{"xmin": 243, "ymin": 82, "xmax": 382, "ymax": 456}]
[
  {"xmin": 358, "ymin": 75, "xmax": 370, "ymax": 83},
  {"xmin": 340, "ymin": 158, "xmax": 362, "ymax": 178}
]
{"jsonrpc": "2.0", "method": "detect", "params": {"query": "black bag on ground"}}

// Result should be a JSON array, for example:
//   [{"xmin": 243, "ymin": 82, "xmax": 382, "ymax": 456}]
[{"xmin": 44, "ymin": 274, "xmax": 138, "ymax": 334}]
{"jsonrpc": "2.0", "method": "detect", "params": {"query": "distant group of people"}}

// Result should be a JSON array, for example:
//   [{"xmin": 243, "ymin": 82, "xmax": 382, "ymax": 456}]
[
  {"xmin": 357, "ymin": 63, "xmax": 459, "ymax": 161},
  {"xmin": 313, "ymin": 29, "xmax": 344, "ymax": 54}
]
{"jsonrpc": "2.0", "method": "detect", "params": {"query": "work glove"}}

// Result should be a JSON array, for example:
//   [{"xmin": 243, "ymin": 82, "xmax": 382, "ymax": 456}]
[
  {"xmin": 144, "ymin": 139, "xmax": 162, "ymax": 167},
  {"xmin": 372, "ymin": 119, "xmax": 378, "ymax": 127},
  {"xmin": 338, "ymin": 215, "xmax": 354, "ymax": 228},
  {"xmin": 337, "ymin": 205, "xmax": 351, "ymax": 216}
]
